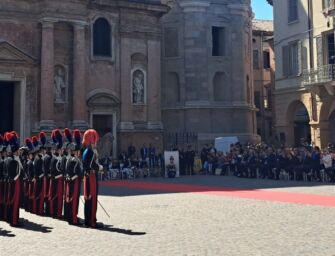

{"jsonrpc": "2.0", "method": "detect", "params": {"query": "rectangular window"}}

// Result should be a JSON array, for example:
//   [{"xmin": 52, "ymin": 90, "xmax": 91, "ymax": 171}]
[
  {"xmin": 283, "ymin": 42, "xmax": 300, "ymax": 76},
  {"xmin": 164, "ymin": 28, "xmax": 179, "ymax": 58},
  {"xmin": 327, "ymin": 33, "xmax": 335, "ymax": 64},
  {"xmin": 212, "ymin": 26, "xmax": 225, "ymax": 56},
  {"xmin": 253, "ymin": 50, "xmax": 259, "ymax": 69},
  {"xmin": 263, "ymin": 50, "xmax": 270, "ymax": 69},
  {"xmin": 289, "ymin": 42, "xmax": 299, "ymax": 75},
  {"xmin": 288, "ymin": 0, "xmax": 298, "ymax": 23}
]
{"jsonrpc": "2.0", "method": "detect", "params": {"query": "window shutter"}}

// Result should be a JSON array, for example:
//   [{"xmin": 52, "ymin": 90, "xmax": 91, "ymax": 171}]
[
  {"xmin": 297, "ymin": 41, "xmax": 302, "ymax": 75},
  {"xmin": 282, "ymin": 45, "xmax": 289, "ymax": 77},
  {"xmin": 316, "ymin": 36, "xmax": 323, "ymax": 68}
]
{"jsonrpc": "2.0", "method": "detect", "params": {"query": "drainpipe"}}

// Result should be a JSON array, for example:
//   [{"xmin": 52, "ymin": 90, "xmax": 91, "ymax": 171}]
[
  {"xmin": 308, "ymin": 0, "xmax": 314, "ymax": 69},
  {"xmin": 260, "ymin": 31, "xmax": 266, "ymax": 140}
]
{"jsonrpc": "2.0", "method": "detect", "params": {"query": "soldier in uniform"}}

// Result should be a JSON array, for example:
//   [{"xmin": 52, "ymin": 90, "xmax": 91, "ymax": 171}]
[
  {"xmin": 49, "ymin": 129, "xmax": 63, "ymax": 219},
  {"xmin": 22, "ymin": 138, "xmax": 34, "ymax": 213},
  {"xmin": 82, "ymin": 129, "xmax": 103, "ymax": 228},
  {"xmin": 1, "ymin": 135, "xmax": 9, "ymax": 221},
  {"xmin": 4, "ymin": 131, "xmax": 22, "ymax": 226},
  {"xmin": 64, "ymin": 129, "xmax": 82, "ymax": 225},
  {"xmin": 43, "ymin": 133, "xmax": 54, "ymax": 216},
  {"xmin": 33, "ymin": 136, "xmax": 44, "ymax": 216},
  {"xmin": 60, "ymin": 130, "xmax": 71, "ymax": 220},
  {"xmin": 0, "ymin": 135, "xmax": 5, "ymax": 220}
]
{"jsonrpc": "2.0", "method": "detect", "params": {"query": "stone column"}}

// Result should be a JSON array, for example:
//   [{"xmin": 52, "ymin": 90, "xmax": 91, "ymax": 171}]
[
  {"xmin": 147, "ymin": 39, "xmax": 163, "ymax": 130},
  {"xmin": 39, "ymin": 19, "xmax": 56, "ymax": 130},
  {"xmin": 72, "ymin": 22, "xmax": 89, "ymax": 129},
  {"xmin": 179, "ymin": 0, "xmax": 210, "ymax": 102}
]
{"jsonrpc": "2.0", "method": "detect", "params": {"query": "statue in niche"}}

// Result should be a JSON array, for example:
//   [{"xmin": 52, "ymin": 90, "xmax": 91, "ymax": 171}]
[
  {"xmin": 132, "ymin": 69, "xmax": 145, "ymax": 104},
  {"xmin": 54, "ymin": 65, "xmax": 67, "ymax": 103}
]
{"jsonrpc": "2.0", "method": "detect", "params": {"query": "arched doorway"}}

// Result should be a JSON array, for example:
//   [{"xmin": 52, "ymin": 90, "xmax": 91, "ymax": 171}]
[
  {"xmin": 87, "ymin": 89, "xmax": 120, "ymax": 158},
  {"xmin": 287, "ymin": 101, "xmax": 311, "ymax": 146},
  {"xmin": 293, "ymin": 105, "xmax": 311, "ymax": 146}
]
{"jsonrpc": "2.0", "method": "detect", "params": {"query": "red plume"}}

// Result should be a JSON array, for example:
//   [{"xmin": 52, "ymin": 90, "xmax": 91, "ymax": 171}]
[
  {"xmin": 39, "ymin": 132, "xmax": 46, "ymax": 139},
  {"xmin": 32, "ymin": 136, "xmax": 39, "ymax": 147},
  {"xmin": 51, "ymin": 129, "xmax": 57, "ymax": 143},
  {"xmin": 39, "ymin": 132, "xmax": 47, "ymax": 146},
  {"xmin": 5, "ymin": 132, "xmax": 14, "ymax": 143},
  {"xmin": 25, "ymin": 138, "xmax": 34, "ymax": 151},
  {"xmin": 74, "ymin": 129, "xmax": 81, "ymax": 139},
  {"xmin": 64, "ymin": 128, "xmax": 72, "ymax": 143},
  {"xmin": 82, "ymin": 129, "xmax": 100, "ymax": 147},
  {"xmin": 10, "ymin": 131, "xmax": 19, "ymax": 139},
  {"xmin": 64, "ymin": 128, "xmax": 71, "ymax": 137},
  {"xmin": 55, "ymin": 129, "xmax": 62, "ymax": 137},
  {"xmin": 51, "ymin": 129, "xmax": 63, "ymax": 145},
  {"xmin": 73, "ymin": 129, "xmax": 81, "ymax": 145}
]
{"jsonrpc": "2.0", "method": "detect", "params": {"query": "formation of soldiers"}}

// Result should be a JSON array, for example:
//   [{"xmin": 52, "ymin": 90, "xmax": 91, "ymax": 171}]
[{"xmin": 0, "ymin": 128, "xmax": 102, "ymax": 228}]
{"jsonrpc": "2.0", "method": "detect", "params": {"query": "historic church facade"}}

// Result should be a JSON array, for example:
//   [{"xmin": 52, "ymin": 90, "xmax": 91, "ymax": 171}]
[
  {"xmin": 0, "ymin": 0, "xmax": 167, "ymax": 157},
  {"xmin": 0, "ymin": 0, "xmax": 257, "ymax": 156}
]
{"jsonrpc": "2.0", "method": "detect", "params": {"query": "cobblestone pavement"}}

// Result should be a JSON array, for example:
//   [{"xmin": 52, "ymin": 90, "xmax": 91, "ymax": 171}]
[{"xmin": 1, "ymin": 176, "xmax": 335, "ymax": 256}]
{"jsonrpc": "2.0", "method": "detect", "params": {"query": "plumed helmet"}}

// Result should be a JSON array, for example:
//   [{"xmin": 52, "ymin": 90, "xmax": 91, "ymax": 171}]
[
  {"xmin": 64, "ymin": 128, "xmax": 73, "ymax": 143},
  {"xmin": 39, "ymin": 132, "xmax": 47, "ymax": 147},
  {"xmin": 32, "ymin": 136, "xmax": 39, "ymax": 148},
  {"xmin": 3, "ymin": 132, "xmax": 9, "ymax": 147},
  {"xmin": 51, "ymin": 129, "xmax": 63, "ymax": 149},
  {"xmin": 25, "ymin": 138, "xmax": 34, "ymax": 152},
  {"xmin": 73, "ymin": 129, "xmax": 81, "ymax": 151},
  {"xmin": 0, "ymin": 134, "xmax": 5, "ymax": 152},
  {"xmin": 5, "ymin": 131, "xmax": 20, "ymax": 153},
  {"xmin": 82, "ymin": 129, "xmax": 100, "ymax": 148}
]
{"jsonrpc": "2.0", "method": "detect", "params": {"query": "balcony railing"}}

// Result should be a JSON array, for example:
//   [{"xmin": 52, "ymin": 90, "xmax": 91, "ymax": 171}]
[
  {"xmin": 323, "ymin": 0, "xmax": 335, "ymax": 14},
  {"xmin": 302, "ymin": 64, "xmax": 335, "ymax": 86}
]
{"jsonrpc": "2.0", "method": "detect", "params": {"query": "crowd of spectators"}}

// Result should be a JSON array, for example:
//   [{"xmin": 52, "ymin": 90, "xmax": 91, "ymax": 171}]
[
  {"xmin": 199, "ymin": 139, "xmax": 335, "ymax": 182},
  {"xmin": 99, "ymin": 144, "xmax": 164, "ymax": 179},
  {"xmin": 98, "ymin": 138, "xmax": 335, "ymax": 183}
]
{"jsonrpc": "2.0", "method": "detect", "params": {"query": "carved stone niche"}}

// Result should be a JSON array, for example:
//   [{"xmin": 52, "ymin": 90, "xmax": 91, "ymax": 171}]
[{"xmin": 54, "ymin": 64, "xmax": 68, "ymax": 104}]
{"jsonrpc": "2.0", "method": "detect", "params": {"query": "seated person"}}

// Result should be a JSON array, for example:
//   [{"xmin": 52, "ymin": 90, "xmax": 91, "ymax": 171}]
[{"xmin": 166, "ymin": 156, "xmax": 177, "ymax": 178}]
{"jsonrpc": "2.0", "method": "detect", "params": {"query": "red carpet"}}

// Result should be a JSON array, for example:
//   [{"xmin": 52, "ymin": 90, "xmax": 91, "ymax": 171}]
[{"xmin": 101, "ymin": 180, "xmax": 335, "ymax": 208}]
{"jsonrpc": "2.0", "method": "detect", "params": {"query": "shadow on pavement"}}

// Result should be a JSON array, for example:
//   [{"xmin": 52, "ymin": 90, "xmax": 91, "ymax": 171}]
[
  {"xmin": 15, "ymin": 218, "xmax": 53, "ymax": 233},
  {"xmin": 0, "ymin": 228, "xmax": 15, "ymax": 237},
  {"xmin": 73, "ymin": 222, "xmax": 146, "ymax": 236},
  {"xmin": 98, "ymin": 176, "xmax": 334, "ymax": 197},
  {"xmin": 101, "ymin": 225, "xmax": 146, "ymax": 236}
]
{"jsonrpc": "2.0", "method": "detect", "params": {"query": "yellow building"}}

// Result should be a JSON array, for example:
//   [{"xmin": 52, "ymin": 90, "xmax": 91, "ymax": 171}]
[{"xmin": 270, "ymin": 0, "xmax": 335, "ymax": 147}]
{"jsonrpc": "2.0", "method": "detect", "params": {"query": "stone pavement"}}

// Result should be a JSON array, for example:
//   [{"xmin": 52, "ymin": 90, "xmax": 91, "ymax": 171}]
[{"xmin": 1, "ymin": 176, "xmax": 335, "ymax": 256}]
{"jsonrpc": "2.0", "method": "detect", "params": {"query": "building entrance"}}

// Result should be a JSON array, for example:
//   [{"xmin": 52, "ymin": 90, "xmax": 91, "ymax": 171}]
[{"xmin": 0, "ymin": 81, "xmax": 14, "ymax": 134}]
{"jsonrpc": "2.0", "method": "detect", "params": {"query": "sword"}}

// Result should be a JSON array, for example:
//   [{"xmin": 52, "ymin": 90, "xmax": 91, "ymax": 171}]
[
  {"xmin": 80, "ymin": 196, "xmax": 110, "ymax": 219},
  {"xmin": 98, "ymin": 199, "xmax": 110, "ymax": 219}
]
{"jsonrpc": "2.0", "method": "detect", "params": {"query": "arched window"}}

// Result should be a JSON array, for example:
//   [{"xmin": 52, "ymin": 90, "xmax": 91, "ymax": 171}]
[{"xmin": 93, "ymin": 18, "xmax": 111, "ymax": 57}]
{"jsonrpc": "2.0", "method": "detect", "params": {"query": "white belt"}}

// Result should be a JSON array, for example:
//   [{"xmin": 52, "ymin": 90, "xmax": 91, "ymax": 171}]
[{"xmin": 71, "ymin": 175, "xmax": 78, "ymax": 181}]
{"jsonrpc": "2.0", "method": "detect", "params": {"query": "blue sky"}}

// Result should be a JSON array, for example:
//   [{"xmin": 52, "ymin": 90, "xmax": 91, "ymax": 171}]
[{"xmin": 252, "ymin": 0, "xmax": 273, "ymax": 20}]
